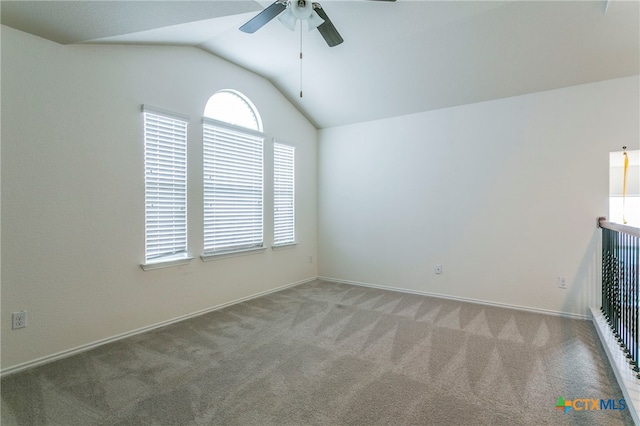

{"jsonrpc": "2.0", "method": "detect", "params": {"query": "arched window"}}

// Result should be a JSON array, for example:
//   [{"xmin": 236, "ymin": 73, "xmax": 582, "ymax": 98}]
[
  {"xmin": 204, "ymin": 90, "xmax": 262, "ymax": 132},
  {"xmin": 202, "ymin": 90, "xmax": 265, "ymax": 257}
]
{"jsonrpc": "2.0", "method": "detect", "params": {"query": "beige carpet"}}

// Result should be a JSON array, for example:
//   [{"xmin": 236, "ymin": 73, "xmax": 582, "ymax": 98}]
[{"xmin": 1, "ymin": 280, "xmax": 633, "ymax": 425}]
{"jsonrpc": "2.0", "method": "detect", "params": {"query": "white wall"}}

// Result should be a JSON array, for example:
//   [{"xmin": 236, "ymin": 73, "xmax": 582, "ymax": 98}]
[
  {"xmin": 318, "ymin": 76, "xmax": 639, "ymax": 317},
  {"xmin": 3, "ymin": 24, "xmax": 638, "ymax": 372},
  {"xmin": 1, "ymin": 26, "xmax": 318, "ymax": 370}
]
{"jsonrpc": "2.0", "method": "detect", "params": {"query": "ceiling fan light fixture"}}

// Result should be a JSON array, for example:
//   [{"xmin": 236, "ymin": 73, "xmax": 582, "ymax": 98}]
[
  {"xmin": 240, "ymin": 0, "xmax": 346, "ymax": 47},
  {"xmin": 277, "ymin": 8, "xmax": 297, "ymax": 31},
  {"xmin": 306, "ymin": 11, "xmax": 325, "ymax": 31},
  {"xmin": 291, "ymin": 0, "xmax": 313, "ymax": 20}
]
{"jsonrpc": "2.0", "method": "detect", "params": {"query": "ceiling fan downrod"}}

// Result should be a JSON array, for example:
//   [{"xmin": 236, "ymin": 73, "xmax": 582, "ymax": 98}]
[{"xmin": 299, "ymin": 25, "xmax": 303, "ymax": 98}]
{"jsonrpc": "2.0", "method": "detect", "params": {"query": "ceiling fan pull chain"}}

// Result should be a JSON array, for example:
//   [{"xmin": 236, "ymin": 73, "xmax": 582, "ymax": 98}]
[{"xmin": 299, "ymin": 24, "xmax": 303, "ymax": 98}]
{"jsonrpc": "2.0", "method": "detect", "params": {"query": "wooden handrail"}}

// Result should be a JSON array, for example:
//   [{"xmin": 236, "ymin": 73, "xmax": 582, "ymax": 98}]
[{"xmin": 598, "ymin": 217, "xmax": 640, "ymax": 238}]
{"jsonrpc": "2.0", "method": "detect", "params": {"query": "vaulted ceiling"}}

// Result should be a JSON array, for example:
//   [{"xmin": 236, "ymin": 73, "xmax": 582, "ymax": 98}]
[{"xmin": 2, "ymin": 0, "xmax": 638, "ymax": 128}]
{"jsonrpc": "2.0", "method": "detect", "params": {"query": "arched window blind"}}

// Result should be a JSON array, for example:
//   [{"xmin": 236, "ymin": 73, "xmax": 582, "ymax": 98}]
[{"xmin": 202, "ymin": 91, "xmax": 264, "ymax": 255}]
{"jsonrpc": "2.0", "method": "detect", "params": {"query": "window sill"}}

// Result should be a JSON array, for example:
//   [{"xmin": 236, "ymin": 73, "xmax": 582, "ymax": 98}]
[
  {"xmin": 271, "ymin": 242, "xmax": 298, "ymax": 250},
  {"xmin": 141, "ymin": 254, "xmax": 194, "ymax": 271},
  {"xmin": 201, "ymin": 247, "xmax": 266, "ymax": 262}
]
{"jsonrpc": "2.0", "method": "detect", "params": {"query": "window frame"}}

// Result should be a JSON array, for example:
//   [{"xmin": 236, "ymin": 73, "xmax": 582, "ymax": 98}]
[
  {"xmin": 141, "ymin": 105, "xmax": 193, "ymax": 270},
  {"xmin": 203, "ymin": 89, "xmax": 262, "ymax": 132},
  {"xmin": 201, "ymin": 117, "xmax": 265, "ymax": 260},
  {"xmin": 273, "ymin": 142, "xmax": 296, "ymax": 247}
]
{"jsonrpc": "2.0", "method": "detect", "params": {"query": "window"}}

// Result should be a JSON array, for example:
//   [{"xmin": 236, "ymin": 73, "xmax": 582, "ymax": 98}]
[
  {"xmin": 610, "ymin": 150, "xmax": 639, "ymax": 227},
  {"xmin": 203, "ymin": 91, "xmax": 264, "ymax": 256},
  {"xmin": 142, "ymin": 106, "xmax": 190, "ymax": 266},
  {"xmin": 274, "ymin": 143, "xmax": 295, "ymax": 246},
  {"xmin": 204, "ymin": 90, "xmax": 260, "ymax": 131}
]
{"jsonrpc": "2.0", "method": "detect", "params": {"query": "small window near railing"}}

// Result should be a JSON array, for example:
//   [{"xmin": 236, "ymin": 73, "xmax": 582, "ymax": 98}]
[{"xmin": 609, "ymin": 149, "xmax": 639, "ymax": 227}]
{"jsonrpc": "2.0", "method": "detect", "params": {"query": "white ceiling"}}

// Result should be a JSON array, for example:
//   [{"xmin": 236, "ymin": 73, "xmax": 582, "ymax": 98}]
[{"xmin": 2, "ymin": 0, "xmax": 638, "ymax": 128}]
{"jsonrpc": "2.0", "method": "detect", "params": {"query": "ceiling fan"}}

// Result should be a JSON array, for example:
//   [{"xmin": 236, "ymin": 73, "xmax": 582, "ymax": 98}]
[{"xmin": 240, "ymin": 0, "xmax": 395, "ymax": 47}]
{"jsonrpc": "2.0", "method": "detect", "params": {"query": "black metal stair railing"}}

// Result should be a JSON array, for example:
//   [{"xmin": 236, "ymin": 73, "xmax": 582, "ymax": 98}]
[{"xmin": 599, "ymin": 217, "xmax": 640, "ymax": 378}]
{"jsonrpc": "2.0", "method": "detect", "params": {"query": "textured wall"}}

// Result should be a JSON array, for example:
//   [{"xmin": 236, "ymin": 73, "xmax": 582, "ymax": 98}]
[
  {"xmin": 1, "ymin": 26, "xmax": 318, "ymax": 370},
  {"xmin": 318, "ymin": 76, "xmax": 639, "ymax": 317}
]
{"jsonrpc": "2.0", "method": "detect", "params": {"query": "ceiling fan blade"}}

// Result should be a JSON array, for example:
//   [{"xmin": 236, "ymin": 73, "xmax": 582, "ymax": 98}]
[
  {"xmin": 239, "ymin": 1, "xmax": 287, "ymax": 33},
  {"xmin": 312, "ymin": 3, "xmax": 343, "ymax": 47}
]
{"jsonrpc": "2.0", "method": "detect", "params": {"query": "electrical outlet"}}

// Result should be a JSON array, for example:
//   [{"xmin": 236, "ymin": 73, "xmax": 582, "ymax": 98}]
[
  {"xmin": 12, "ymin": 311, "xmax": 27, "ymax": 329},
  {"xmin": 309, "ymin": 255, "xmax": 313, "ymax": 264},
  {"xmin": 558, "ymin": 276, "xmax": 567, "ymax": 289},
  {"xmin": 435, "ymin": 264, "xmax": 443, "ymax": 275}
]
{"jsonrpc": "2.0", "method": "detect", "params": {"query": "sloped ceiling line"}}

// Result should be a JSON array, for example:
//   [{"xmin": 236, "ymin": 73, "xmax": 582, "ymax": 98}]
[{"xmin": 1, "ymin": 0, "xmax": 638, "ymax": 129}]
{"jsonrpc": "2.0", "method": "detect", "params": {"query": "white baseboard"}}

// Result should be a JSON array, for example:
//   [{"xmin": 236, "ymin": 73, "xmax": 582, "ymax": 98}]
[
  {"xmin": 591, "ymin": 307, "xmax": 640, "ymax": 425},
  {"xmin": 317, "ymin": 276, "xmax": 590, "ymax": 320},
  {"xmin": 1, "ymin": 275, "xmax": 589, "ymax": 378},
  {"xmin": 1, "ymin": 276, "xmax": 318, "ymax": 378}
]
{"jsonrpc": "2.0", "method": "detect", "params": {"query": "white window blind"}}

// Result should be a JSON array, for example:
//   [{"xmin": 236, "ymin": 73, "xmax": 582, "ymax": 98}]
[
  {"xmin": 143, "ymin": 107, "xmax": 189, "ymax": 262},
  {"xmin": 203, "ymin": 118, "xmax": 264, "ymax": 254},
  {"xmin": 274, "ymin": 143, "xmax": 295, "ymax": 245}
]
